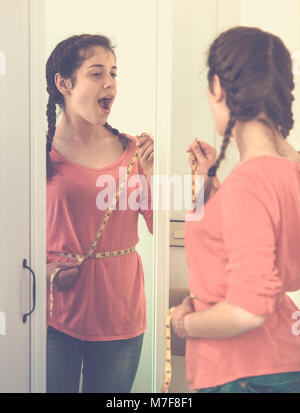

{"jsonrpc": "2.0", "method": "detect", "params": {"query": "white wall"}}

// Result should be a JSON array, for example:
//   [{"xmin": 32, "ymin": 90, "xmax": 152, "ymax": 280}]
[
  {"xmin": 44, "ymin": 0, "xmax": 156, "ymax": 393},
  {"xmin": 171, "ymin": 0, "xmax": 217, "ymax": 222}
]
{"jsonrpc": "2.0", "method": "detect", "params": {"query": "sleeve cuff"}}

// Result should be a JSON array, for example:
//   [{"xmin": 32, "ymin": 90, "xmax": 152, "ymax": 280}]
[{"xmin": 226, "ymin": 287, "xmax": 280, "ymax": 316}]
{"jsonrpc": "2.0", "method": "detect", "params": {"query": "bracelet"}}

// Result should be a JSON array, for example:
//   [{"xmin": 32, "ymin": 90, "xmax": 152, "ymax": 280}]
[{"xmin": 176, "ymin": 312, "xmax": 192, "ymax": 339}]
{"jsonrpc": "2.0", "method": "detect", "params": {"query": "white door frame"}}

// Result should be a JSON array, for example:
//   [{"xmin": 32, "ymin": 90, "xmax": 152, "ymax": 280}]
[
  {"xmin": 153, "ymin": 0, "xmax": 172, "ymax": 393},
  {"xmin": 29, "ymin": 0, "xmax": 47, "ymax": 393}
]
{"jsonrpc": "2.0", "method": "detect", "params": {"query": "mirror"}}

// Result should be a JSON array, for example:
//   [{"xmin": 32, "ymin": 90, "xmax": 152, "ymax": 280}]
[
  {"xmin": 169, "ymin": 0, "xmax": 300, "ymax": 393},
  {"xmin": 43, "ymin": 0, "xmax": 156, "ymax": 393}
]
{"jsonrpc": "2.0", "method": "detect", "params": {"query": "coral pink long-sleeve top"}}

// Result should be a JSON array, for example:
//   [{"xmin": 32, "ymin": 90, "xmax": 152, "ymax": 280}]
[
  {"xmin": 184, "ymin": 155, "xmax": 300, "ymax": 390},
  {"xmin": 47, "ymin": 135, "xmax": 152, "ymax": 341}
]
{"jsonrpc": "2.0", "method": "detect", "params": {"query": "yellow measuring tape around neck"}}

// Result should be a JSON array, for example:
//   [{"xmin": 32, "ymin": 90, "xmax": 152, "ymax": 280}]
[{"xmin": 49, "ymin": 146, "xmax": 140, "ymax": 319}]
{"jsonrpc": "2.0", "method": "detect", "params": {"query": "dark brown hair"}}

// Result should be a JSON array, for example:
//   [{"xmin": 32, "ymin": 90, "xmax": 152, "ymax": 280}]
[
  {"xmin": 205, "ymin": 26, "xmax": 295, "ymax": 201},
  {"xmin": 46, "ymin": 34, "xmax": 131, "ymax": 179}
]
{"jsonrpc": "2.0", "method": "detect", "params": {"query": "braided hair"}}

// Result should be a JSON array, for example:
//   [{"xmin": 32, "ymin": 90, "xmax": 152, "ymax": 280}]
[
  {"xmin": 46, "ymin": 34, "xmax": 131, "ymax": 179},
  {"xmin": 204, "ymin": 26, "xmax": 295, "ymax": 201}
]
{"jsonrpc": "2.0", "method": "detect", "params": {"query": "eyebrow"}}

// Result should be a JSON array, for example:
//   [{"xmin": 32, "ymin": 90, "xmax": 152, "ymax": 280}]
[{"xmin": 88, "ymin": 64, "xmax": 117, "ymax": 69}]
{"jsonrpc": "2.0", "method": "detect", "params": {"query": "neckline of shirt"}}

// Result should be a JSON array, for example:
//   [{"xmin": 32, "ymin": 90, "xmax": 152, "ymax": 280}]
[{"xmin": 50, "ymin": 136, "xmax": 135, "ymax": 172}]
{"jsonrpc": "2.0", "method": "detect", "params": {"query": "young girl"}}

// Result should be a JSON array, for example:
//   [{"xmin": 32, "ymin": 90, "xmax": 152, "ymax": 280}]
[
  {"xmin": 45, "ymin": 34, "xmax": 153, "ymax": 393},
  {"xmin": 171, "ymin": 26, "xmax": 300, "ymax": 393}
]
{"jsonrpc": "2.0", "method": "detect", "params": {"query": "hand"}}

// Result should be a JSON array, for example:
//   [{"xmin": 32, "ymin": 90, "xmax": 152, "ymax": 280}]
[
  {"xmin": 171, "ymin": 296, "xmax": 194, "ymax": 338},
  {"xmin": 137, "ymin": 133, "xmax": 154, "ymax": 179},
  {"xmin": 186, "ymin": 139, "xmax": 217, "ymax": 177},
  {"xmin": 47, "ymin": 262, "xmax": 81, "ymax": 291}
]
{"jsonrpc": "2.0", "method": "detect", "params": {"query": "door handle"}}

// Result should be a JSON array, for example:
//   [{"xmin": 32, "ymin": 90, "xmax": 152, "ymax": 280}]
[{"xmin": 22, "ymin": 259, "xmax": 36, "ymax": 323}]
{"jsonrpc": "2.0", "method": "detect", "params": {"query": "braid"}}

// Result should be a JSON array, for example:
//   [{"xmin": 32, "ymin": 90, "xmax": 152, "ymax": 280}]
[
  {"xmin": 267, "ymin": 35, "xmax": 295, "ymax": 139},
  {"xmin": 46, "ymin": 94, "xmax": 57, "ymax": 180},
  {"xmin": 208, "ymin": 117, "xmax": 236, "ymax": 177},
  {"xmin": 204, "ymin": 117, "xmax": 236, "ymax": 203},
  {"xmin": 103, "ymin": 122, "xmax": 120, "ymax": 136},
  {"xmin": 46, "ymin": 95, "xmax": 57, "ymax": 151},
  {"xmin": 104, "ymin": 122, "xmax": 131, "ymax": 151}
]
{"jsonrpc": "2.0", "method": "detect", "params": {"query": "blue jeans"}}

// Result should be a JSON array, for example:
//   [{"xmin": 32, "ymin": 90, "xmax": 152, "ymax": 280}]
[
  {"xmin": 196, "ymin": 371, "xmax": 300, "ymax": 393},
  {"xmin": 46, "ymin": 326, "xmax": 144, "ymax": 393}
]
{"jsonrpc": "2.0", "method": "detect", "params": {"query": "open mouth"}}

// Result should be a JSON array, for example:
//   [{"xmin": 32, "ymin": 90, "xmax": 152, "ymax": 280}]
[{"xmin": 98, "ymin": 97, "xmax": 113, "ymax": 112}]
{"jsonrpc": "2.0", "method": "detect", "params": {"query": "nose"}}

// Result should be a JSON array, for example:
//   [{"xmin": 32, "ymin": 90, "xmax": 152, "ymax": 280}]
[{"xmin": 103, "ymin": 72, "xmax": 114, "ymax": 89}]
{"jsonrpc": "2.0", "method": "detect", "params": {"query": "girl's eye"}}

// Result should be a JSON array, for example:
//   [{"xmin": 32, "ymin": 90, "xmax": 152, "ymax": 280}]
[{"xmin": 91, "ymin": 73, "xmax": 117, "ymax": 78}]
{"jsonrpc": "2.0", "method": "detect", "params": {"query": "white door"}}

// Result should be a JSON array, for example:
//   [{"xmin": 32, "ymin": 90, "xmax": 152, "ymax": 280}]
[{"xmin": 0, "ymin": 0, "xmax": 31, "ymax": 392}]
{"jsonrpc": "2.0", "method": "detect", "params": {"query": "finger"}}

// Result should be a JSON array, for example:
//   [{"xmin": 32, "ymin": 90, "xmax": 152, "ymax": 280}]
[
  {"xmin": 187, "ymin": 137, "xmax": 206, "ymax": 152},
  {"xmin": 137, "ymin": 137, "xmax": 153, "ymax": 150},
  {"xmin": 140, "ymin": 132, "xmax": 154, "ymax": 139},
  {"xmin": 136, "ymin": 136, "xmax": 146, "ymax": 147},
  {"xmin": 196, "ymin": 140, "xmax": 213, "ymax": 149},
  {"xmin": 194, "ymin": 140, "xmax": 215, "ymax": 160},
  {"xmin": 138, "ymin": 138, "xmax": 153, "ymax": 149},
  {"xmin": 196, "ymin": 141, "xmax": 208, "ymax": 157},
  {"xmin": 192, "ymin": 143, "xmax": 207, "ymax": 162},
  {"xmin": 47, "ymin": 263, "xmax": 75, "ymax": 278},
  {"xmin": 196, "ymin": 138, "xmax": 216, "ymax": 155},
  {"xmin": 182, "ymin": 296, "xmax": 191, "ymax": 303},
  {"xmin": 137, "ymin": 133, "xmax": 153, "ymax": 147},
  {"xmin": 197, "ymin": 141, "xmax": 217, "ymax": 156},
  {"xmin": 140, "ymin": 146, "xmax": 154, "ymax": 161},
  {"xmin": 186, "ymin": 139, "xmax": 198, "ymax": 152},
  {"xmin": 56, "ymin": 262, "xmax": 81, "ymax": 268},
  {"xmin": 139, "ymin": 142, "xmax": 153, "ymax": 158},
  {"xmin": 182, "ymin": 296, "xmax": 193, "ymax": 307},
  {"xmin": 58, "ymin": 266, "xmax": 79, "ymax": 280}
]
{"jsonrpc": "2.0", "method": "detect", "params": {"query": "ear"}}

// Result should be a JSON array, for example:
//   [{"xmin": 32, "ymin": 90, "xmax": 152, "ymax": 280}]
[
  {"xmin": 54, "ymin": 73, "xmax": 72, "ymax": 97},
  {"xmin": 212, "ymin": 74, "xmax": 226, "ymax": 103}
]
